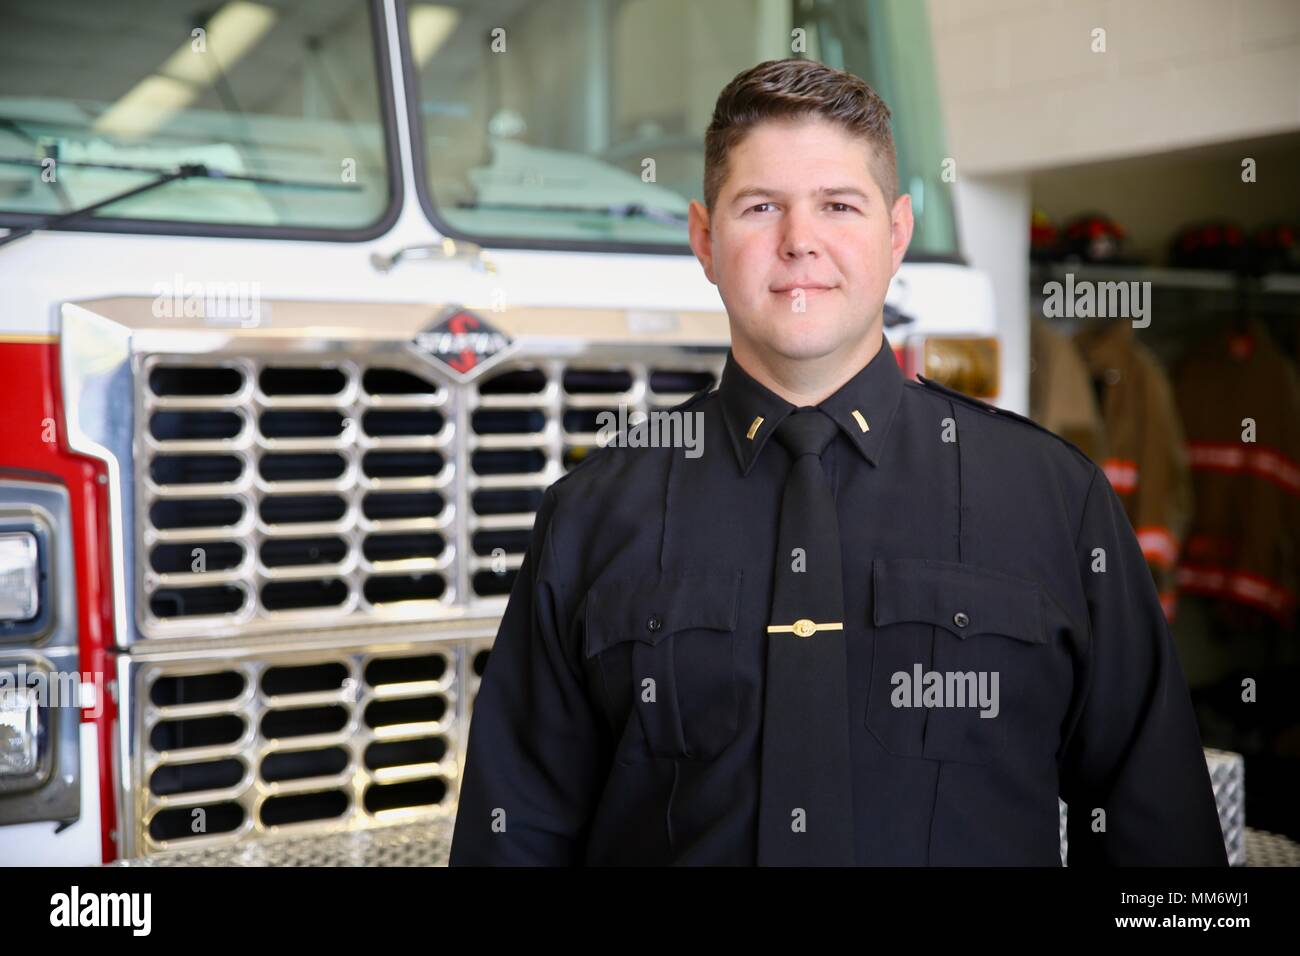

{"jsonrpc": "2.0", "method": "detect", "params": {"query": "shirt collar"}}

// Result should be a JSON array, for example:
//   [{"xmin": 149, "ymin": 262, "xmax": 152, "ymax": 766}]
[{"xmin": 719, "ymin": 339, "xmax": 904, "ymax": 476}]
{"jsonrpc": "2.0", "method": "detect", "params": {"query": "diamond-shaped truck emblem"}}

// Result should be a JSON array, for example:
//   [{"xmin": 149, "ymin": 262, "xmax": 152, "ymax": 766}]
[{"xmin": 411, "ymin": 306, "xmax": 511, "ymax": 380}]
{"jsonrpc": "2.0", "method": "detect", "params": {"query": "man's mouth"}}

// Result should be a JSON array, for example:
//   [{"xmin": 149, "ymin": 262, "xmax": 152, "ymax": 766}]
[{"xmin": 771, "ymin": 284, "xmax": 836, "ymax": 296}]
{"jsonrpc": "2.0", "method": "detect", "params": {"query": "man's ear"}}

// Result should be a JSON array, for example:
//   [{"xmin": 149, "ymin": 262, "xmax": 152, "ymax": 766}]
[
  {"xmin": 688, "ymin": 198, "xmax": 716, "ymax": 284},
  {"xmin": 889, "ymin": 193, "xmax": 914, "ymax": 276}
]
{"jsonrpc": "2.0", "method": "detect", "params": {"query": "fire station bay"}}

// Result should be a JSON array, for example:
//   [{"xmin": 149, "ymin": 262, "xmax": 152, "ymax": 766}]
[{"xmin": 1, "ymin": 0, "xmax": 1298, "ymax": 872}]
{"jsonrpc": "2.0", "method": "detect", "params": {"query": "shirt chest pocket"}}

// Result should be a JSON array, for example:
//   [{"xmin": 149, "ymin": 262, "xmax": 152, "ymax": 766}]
[
  {"xmin": 866, "ymin": 557, "xmax": 1046, "ymax": 766},
  {"xmin": 584, "ymin": 570, "xmax": 743, "ymax": 764}
]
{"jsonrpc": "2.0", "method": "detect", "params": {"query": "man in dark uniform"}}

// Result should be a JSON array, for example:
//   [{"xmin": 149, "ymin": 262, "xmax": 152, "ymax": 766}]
[{"xmin": 448, "ymin": 58, "xmax": 1227, "ymax": 866}]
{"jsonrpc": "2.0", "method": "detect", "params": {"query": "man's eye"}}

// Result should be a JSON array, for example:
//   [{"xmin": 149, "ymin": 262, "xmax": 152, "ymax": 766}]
[
  {"xmin": 827, "ymin": 202, "xmax": 857, "ymax": 213},
  {"xmin": 747, "ymin": 202, "xmax": 775, "ymax": 214}
]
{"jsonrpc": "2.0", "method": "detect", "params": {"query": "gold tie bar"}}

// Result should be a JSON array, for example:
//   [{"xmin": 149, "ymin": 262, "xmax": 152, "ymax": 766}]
[{"xmin": 766, "ymin": 618, "xmax": 844, "ymax": 637}]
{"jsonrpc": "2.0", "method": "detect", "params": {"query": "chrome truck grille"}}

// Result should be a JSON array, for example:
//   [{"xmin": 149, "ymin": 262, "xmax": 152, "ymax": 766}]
[
  {"xmin": 58, "ymin": 297, "xmax": 729, "ymax": 857},
  {"xmin": 127, "ymin": 635, "xmax": 493, "ymax": 854},
  {"xmin": 137, "ymin": 354, "xmax": 721, "ymax": 636}
]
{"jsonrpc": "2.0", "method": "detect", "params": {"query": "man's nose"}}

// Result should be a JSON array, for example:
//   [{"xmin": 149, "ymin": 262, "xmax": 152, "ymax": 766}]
[{"xmin": 779, "ymin": 207, "xmax": 821, "ymax": 259}]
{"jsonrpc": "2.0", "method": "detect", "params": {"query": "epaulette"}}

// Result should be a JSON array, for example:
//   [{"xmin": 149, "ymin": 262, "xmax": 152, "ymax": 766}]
[
  {"xmin": 914, "ymin": 374, "xmax": 1094, "ymax": 464},
  {"xmin": 915, "ymin": 374, "xmax": 1011, "ymax": 417}
]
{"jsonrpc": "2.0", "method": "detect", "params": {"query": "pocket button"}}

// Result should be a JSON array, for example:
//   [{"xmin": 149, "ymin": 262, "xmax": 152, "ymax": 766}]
[{"xmin": 953, "ymin": 611, "xmax": 969, "ymax": 629}]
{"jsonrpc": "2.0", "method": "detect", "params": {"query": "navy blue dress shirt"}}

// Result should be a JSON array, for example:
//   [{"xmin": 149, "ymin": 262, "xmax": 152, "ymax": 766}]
[{"xmin": 449, "ymin": 340, "xmax": 1228, "ymax": 866}]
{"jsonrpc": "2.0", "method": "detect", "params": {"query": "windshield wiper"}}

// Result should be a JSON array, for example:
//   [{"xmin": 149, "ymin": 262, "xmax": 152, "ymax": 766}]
[{"xmin": 0, "ymin": 158, "xmax": 360, "ymax": 249}]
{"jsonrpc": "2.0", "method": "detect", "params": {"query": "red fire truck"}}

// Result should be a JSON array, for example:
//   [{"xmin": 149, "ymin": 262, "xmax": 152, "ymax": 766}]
[{"xmin": 0, "ymin": 0, "xmax": 998, "ymax": 864}]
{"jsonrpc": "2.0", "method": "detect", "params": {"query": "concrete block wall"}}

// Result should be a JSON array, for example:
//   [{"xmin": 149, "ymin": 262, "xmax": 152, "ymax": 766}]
[{"xmin": 927, "ymin": 0, "xmax": 1300, "ymax": 175}]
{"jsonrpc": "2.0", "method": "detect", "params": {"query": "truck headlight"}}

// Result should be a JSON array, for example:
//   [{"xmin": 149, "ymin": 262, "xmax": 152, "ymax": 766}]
[
  {"xmin": 0, "ymin": 684, "xmax": 39, "ymax": 777},
  {"xmin": 0, "ymin": 532, "xmax": 40, "ymax": 623}
]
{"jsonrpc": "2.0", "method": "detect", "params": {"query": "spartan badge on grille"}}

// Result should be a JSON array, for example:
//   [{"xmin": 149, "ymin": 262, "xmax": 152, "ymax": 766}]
[{"xmin": 411, "ymin": 306, "xmax": 511, "ymax": 380}]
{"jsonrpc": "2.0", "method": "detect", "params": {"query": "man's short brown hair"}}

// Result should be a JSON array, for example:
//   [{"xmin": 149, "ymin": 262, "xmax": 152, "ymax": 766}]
[{"xmin": 703, "ymin": 58, "xmax": 897, "ymax": 213}]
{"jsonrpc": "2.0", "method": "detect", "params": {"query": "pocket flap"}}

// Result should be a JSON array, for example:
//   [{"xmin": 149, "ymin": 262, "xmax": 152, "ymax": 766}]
[
  {"xmin": 584, "ymin": 569, "xmax": 743, "ymax": 658},
  {"xmin": 872, "ymin": 558, "xmax": 1044, "ymax": 644}
]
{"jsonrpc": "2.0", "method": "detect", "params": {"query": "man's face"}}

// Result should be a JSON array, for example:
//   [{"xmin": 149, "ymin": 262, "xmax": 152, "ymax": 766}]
[{"xmin": 689, "ymin": 117, "xmax": 913, "ymax": 365}]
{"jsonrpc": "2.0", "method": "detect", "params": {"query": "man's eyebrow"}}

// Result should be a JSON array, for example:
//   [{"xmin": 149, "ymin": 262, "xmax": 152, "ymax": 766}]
[
  {"xmin": 729, "ymin": 186, "xmax": 779, "ymax": 205},
  {"xmin": 818, "ymin": 186, "xmax": 872, "ymax": 201},
  {"xmin": 729, "ymin": 185, "xmax": 872, "ymax": 206}
]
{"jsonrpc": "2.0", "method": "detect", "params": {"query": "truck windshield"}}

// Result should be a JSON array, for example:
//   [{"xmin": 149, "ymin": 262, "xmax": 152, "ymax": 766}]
[
  {"xmin": 406, "ymin": 0, "xmax": 958, "ymax": 255},
  {"xmin": 0, "ymin": 0, "xmax": 395, "ymax": 235}
]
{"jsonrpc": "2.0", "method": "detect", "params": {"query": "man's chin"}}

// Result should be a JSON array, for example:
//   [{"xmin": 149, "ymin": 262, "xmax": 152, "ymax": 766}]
[
  {"xmin": 764, "ymin": 336, "xmax": 854, "ymax": 364},
  {"xmin": 758, "ymin": 321, "xmax": 866, "ymax": 363}
]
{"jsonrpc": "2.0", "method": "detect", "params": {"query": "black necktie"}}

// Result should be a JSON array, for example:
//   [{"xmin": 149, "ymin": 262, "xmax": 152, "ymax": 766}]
[{"xmin": 756, "ymin": 408, "xmax": 855, "ymax": 865}]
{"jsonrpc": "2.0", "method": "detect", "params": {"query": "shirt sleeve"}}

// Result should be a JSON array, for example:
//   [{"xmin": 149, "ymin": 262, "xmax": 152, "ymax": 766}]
[
  {"xmin": 448, "ymin": 486, "xmax": 610, "ymax": 865},
  {"xmin": 1059, "ymin": 464, "xmax": 1228, "ymax": 866}
]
